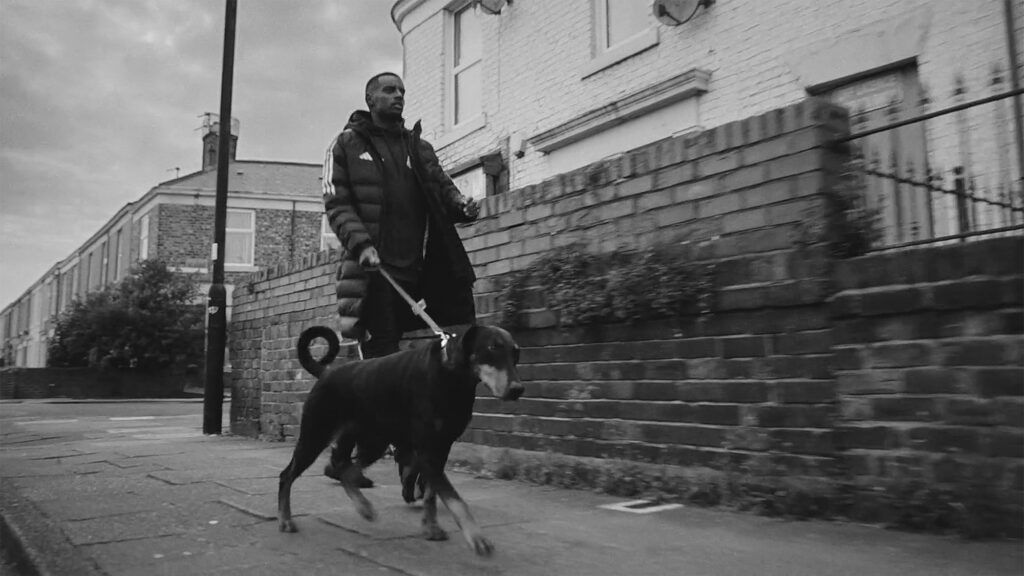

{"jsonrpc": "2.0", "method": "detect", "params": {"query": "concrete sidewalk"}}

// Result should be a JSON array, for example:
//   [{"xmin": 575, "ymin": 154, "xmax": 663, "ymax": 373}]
[{"xmin": 1, "ymin": 411, "xmax": 1021, "ymax": 576}]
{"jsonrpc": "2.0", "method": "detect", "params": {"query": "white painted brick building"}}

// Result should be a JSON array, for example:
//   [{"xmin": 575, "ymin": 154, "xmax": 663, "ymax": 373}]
[{"xmin": 392, "ymin": 0, "xmax": 1023, "ymax": 241}]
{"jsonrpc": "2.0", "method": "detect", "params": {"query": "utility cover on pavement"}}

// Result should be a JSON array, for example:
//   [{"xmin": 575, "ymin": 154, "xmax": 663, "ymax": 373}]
[{"xmin": 598, "ymin": 499, "xmax": 683, "ymax": 514}]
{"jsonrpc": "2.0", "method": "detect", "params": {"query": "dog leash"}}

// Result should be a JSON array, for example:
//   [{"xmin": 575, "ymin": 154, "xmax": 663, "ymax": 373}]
[{"xmin": 376, "ymin": 267, "xmax": 452, "ymax": 359}]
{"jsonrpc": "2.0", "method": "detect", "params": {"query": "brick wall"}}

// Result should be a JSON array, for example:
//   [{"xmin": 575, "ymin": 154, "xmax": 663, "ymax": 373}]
[
  {"xmin": 0, "ymin": 366, "xmax": 199, "ymax": 399},
  {"xmin": 228, "ymin": 250, "xmax": 361, "ymax": 439},
  {"xmin": 457, "ymin": 97, "xmax": 848, "ymax": 478},
  {"xmin": 156, "ymin": 205, "xmax": 321, "ymax": 272},
  {"xmin": 227, "ymin": 97, "xmax": 1022, "ymax": 532},
  {"xmin": 832, "ymin": 236, "xmax": 1024, "ymax": 522},
  {"xmin": 231, "ymin": 97, "xmax": 847, "ymax": 453}
]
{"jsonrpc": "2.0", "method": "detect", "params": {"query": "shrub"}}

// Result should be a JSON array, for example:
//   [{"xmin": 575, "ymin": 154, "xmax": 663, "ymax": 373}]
[
  {"xmin": 48, "ymin": 259, "xmax": 204, "ymax": 370},
  {"xmin": 501, "ymin": 243, "xmax": 715, "ymax": 328}
]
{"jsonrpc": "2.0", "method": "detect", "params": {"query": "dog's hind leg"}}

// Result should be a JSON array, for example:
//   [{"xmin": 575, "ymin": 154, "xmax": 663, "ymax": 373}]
[
  {"xmin": 278, "ymin": 395, "xmax": 339, "ymax": 532},
  {"xmin": 396, "ymin": 445, "xmax": 421, "ymax": 504},
  {"xmin": 278, "ymin": 435, "xmax": 330, "ymax": 532}
]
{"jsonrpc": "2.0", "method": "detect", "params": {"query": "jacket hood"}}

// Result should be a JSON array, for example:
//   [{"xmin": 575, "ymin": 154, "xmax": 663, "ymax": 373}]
[{"xmin": 345, "ymin": 110, "xmax": 408, "ymax": 137}]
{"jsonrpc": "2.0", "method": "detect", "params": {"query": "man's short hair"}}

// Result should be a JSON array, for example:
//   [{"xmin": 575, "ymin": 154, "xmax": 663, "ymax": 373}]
[{"xmin": 365, "ymin": 72, "xmax": 402, "ymax": 96}]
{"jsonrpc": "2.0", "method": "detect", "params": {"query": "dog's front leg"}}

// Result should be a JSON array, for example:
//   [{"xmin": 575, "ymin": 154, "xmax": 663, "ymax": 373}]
[
  {"xmin": 339, "ymin": 463, "xmax": 377, "ymax": 521},
  {"xmin": 420, "ymin": 484, "xmax": 448, "ymax": 541},
  {"xmin": 418, "ymin": 459, "xmax": 492, "ymax": 556}
]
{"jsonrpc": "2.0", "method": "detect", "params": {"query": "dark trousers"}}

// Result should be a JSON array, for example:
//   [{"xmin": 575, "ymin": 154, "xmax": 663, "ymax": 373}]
[
  {"xmin": 359, "ymin": 271, "xmax": 420, "ymax": 359},
  {"xmin": 329, "ymin": 270, "xmax": 419, "ymax": 470}
]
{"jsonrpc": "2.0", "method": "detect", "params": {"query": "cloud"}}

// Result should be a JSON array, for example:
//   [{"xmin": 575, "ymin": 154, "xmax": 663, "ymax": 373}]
[{"xmin": 0, "ymin": 0, "xmax": 403, "ymax": 306}]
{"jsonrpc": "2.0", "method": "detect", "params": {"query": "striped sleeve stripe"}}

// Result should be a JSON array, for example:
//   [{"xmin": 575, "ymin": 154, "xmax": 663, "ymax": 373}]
[{"xmin": 322, "ymin": 136, "xmax": 338, "ymax": 198}]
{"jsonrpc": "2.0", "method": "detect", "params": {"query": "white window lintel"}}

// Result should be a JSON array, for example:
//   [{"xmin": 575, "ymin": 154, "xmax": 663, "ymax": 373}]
[{"xmin": 531, "ymin": 67, "xmax": 711, "ymax": 154}]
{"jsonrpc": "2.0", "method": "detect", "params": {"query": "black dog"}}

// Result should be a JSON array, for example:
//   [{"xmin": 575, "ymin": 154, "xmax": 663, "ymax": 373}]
[{"xmin": 278, "ymin": 324, "xmax": 524, "ymax": 556}]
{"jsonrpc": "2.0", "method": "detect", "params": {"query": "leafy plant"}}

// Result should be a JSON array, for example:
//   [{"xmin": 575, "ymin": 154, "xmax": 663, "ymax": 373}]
[
  {"xmin": 794, "ymin": 155, "xmax": 883, "ymax": 258},
  {"xmin": 47, "ymin": 259, "xmax": 204, "ymax": 370},
  {"xmin": 501, "ymin": 243, "xmax": 716, "ymax": 328}
]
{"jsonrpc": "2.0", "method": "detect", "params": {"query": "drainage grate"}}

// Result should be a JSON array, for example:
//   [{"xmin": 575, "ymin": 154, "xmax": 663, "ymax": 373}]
[{"xmin": 598, "ymin": 499, "xmax": 684, "ymax": 514}]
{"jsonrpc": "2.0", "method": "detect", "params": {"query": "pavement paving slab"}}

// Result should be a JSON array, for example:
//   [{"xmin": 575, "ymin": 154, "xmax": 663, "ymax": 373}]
[{"xmin": 2, "ymin": 400, "xmax": 1022, "ymax": 576}]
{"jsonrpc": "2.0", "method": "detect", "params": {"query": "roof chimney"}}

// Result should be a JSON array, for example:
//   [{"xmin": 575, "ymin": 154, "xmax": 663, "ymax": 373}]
[{"xmin": 200, "ymin": 113, "xmax": 240, "ymax": 171}]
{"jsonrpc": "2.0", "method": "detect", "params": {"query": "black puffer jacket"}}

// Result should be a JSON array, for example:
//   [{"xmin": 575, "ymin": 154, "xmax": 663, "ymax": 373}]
[{"xmin": 323, "ymin": 111, "xmax": 477, "ymax": 339}]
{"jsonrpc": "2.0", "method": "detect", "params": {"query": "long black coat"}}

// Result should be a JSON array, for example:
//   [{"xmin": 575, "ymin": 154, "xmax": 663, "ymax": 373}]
[{"xmin": 322, "ymin": 111, "xmax": 476, "ymax": 339}]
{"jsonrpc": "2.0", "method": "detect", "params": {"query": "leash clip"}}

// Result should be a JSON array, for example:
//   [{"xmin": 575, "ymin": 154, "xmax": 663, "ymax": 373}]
[{"xmin": 438, "ymin": 330, "xmax": 451, "ymax": 362}]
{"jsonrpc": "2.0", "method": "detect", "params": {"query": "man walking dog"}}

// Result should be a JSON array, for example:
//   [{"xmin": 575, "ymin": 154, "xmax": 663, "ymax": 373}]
[{"xmin": 321, "ymin": 72, "xmax": 480, "ymax": 483}]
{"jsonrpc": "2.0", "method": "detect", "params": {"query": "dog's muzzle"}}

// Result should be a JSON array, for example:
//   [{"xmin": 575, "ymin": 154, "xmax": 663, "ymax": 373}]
[{"xmin": 503, "ymin": 381, "xmax": 524, "ymax": 401}]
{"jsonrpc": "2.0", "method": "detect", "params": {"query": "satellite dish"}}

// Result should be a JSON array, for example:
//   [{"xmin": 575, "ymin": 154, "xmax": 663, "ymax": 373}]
[
  {"xmin": 477, "ymin": 0, "xmax": 508, "ymax": 15},
  {"xmin": 653, "ymin": 0, "xmax": 714, "ymax": 26}
]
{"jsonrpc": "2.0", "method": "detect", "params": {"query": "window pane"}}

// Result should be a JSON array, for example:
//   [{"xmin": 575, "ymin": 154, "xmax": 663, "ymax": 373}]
[
  {"xmin": 455, "ymin": 62, "xmax": 482, "ymax": 124},
  {"xmin": 321, "ymin": 215, "xmax": 341, "ymax": 251},
  {"xmin": 606, "ymin": 0, "xmax": 648, "ymax": 48},
  {"xmin": 225, "ymin": 231, "xmax": 252, "ymax": 265},
  {"xmin": 226, "ymin": 210, "xmax": 252, "ymax": 230},
  {"xmin": 322, "ymin": 234, "xmax": 341, "ymax": 252},
  {"xmin": 450, "ymin": 166, "xmax": 487, "ymax": 201},
  {"xmin": 455, "ymin": 5, "xmax": 480, "ymax": 67}
]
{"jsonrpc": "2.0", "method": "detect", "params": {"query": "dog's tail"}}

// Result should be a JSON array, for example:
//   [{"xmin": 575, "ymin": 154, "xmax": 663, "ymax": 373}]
[{"xmin": 297, "ymin": 326, "xmax": 341, "ymax": 378}]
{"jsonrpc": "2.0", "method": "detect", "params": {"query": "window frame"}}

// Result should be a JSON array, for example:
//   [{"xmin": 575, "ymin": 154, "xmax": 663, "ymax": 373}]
[
  {"xmin": 224, "ymin": 208, "xmax": 256, "ymax": 267},
  {"xmin": 583, "ymin": 0, "xmax": 659, "ymax": 78},
  {"xmin": 113, "ymin": 228, "xmax": 124, "ymax": 281},
  {"xmin": 320, "ymin": 214, "xmax": 341, "ymax": 252},
  {"xmin": 446, "ymin": 0, "xmax": 484, "ymax": 130},
  {"xmin": 138, "ymin": 213, "xmax": 150, "ymax": 262}
]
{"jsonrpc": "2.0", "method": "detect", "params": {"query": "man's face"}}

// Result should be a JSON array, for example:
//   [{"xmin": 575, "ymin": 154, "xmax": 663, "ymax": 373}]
[{"xmin": 367, "ymin": 75, "xmax": 405, "ymax": 120}]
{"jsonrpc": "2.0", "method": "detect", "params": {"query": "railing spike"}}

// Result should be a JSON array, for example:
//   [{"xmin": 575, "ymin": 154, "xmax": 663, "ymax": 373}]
[
  {"xmin": 887, "ymin": 96, "xmax": 901, "ymax": 119},
  {"xmin": 919, "ymin": 83, "xmax": 931, "ymax": 109},
  {"xmin": 852, "ymin": 104, "xmax": 869, "ymax": 128},
  {"xmin": 991, "ymin": 62, "xmax": 1004, "ymax": 86},
  {"xmin": 953, "ymin": 74, "xmax": 967, "ymax": 97}
]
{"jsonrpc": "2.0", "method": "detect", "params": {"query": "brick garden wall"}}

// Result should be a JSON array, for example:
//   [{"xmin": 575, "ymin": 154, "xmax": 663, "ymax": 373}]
[
  {"xmin": 832, "ymin": 236, "xmax": 1023, "ymax": 526},
  {"xmin": 227, "ymin": 97, "xmax": 1022, "ymax": 532},
  {"xmin": 460, "ymin": 97, "xmax": 849, "ymax": 480},
  {"xmin": 231, "ymin": 97, "xmax": 848, "ymax": 450},
  {"xmin": 229, "ymin": 250, "xmax": 361, "ymax": 439},
  {"xmin": 0, "ymin": 366, "xmax": 199, "ymax": 399}
]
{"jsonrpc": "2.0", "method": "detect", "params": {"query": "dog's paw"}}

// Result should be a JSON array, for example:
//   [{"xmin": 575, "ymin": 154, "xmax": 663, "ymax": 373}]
[
  {"xmin": 422, "ymin": 523, "xmax": 448, "ymax": 541},
  {"xmin": 356, "ymin": 500, "xmax": 377, "ymax": 522},
  {"xmin": 279, "ymin": 519, "xmax": 298, "ymax": 533},
  {"xmin": 468, "ymin": 533, "xmax": 494, "ymax": 557}
]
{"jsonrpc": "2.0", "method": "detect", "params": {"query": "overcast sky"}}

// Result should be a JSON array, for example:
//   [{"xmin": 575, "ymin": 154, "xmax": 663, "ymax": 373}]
[{"xmin": 0, "ymin": 0, "xmax": 403, "ymax": 308}]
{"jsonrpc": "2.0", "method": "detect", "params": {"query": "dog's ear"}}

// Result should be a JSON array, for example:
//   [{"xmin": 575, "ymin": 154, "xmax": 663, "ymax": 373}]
[{"xmin": 443, "ymin": 325, "xmax": 478, "ymax": 371}]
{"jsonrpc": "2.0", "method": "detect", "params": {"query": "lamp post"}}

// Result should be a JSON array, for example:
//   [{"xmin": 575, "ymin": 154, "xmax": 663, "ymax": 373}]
[{"xmin": 203, "ymin": 0, "xmax": 237, "ymax": 435}]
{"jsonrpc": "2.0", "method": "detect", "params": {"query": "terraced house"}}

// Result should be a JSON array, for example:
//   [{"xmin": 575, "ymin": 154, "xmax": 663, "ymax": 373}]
[
  {"xmin": 396, "ymin": 0, "xmax": 1020, "ymax": 242},
  {"xmin": 1, "ymin": 116, "xmax": 330, "ymax": 367}
]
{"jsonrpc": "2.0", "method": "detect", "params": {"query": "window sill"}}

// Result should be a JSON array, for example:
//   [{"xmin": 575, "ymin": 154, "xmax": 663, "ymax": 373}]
[
  {"xmin": 225, "ymin": 264, "xmax": 258, "ymax": 273},
  {"xmin": 435, "ymin": 115, "xmax": 486, "ymax": 150},
  {"xmin": 581, "ymin": 27, "xmax": 659, "ymax": 79}
]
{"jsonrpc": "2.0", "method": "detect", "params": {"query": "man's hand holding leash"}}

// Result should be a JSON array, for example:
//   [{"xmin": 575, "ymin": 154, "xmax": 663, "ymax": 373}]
[{"xmin": 358, "ymin": 245, "xmax": 381, "ymax": 270}]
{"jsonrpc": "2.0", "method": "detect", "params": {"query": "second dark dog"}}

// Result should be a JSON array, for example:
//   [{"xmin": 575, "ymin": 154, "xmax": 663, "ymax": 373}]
[{"xmin": 277, "ymin": 324, "xmax": 524, "ymax": 556}]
